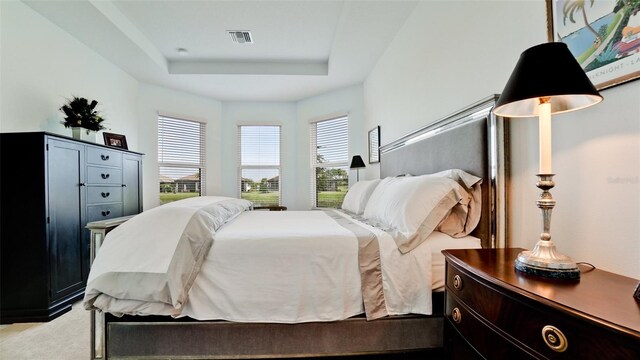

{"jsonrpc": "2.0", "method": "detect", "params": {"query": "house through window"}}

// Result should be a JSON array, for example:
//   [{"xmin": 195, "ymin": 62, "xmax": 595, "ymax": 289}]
[
  {"xmin": 238, "ymin": 125, "xmax": 281, "ymax": 207},
  {"xmin": 158, "ymin": 115, "xmax": 206, "ymax": 204},
  {"xmin": 310, "ymin": 115, "xmax": 348, "ymax": 208}
]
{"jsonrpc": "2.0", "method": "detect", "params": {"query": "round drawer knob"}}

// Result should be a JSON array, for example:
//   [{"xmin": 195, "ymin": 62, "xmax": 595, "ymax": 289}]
[
  {"xmin": 453, "ymin": 275, "xmax": 463, "ymax": 290},
  {"xmin": 452, "ymin": 307, "xmax": 462, "ymax": 324},
  {"xmin": 542, "ymin": 325, "xmax": 568, "ymax": 352}
]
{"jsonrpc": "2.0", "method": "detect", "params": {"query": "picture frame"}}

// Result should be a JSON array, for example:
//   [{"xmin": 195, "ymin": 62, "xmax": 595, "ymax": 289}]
[
  {"xmin": 634, "ymin": 282, "xmax": 640, "ymax": 301},
  {"xmin": 545, "ymin": 0, "xmax": 640, "ymax": 90},
  {"xmin": 103, "ymin": 132, "xmax": 128, "ymax": 150},
  {"xmin": 368, "ymin": 126, "xmax": 380, "ymax": 164}
]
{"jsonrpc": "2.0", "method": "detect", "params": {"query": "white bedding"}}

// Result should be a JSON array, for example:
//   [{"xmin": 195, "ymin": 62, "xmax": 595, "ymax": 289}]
[
  {"xmin": 426, "ymin": 232, "xmax": 481, "ymax": 291},
  {"xmin": 85, "ymin": 199, "xmax": 480, "ymax": 323},
  {"xmin": 181, "ymin": 210, "xmax": 480, "ymax": 323},
  {"xmin": 84, "ymin": 196, "xmax": 252, "ymax": 316}
]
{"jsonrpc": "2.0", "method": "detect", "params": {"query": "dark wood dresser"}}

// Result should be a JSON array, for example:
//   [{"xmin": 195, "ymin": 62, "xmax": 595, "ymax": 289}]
[
  {"xmin": 0, "ymin": 132, "xmax": 143, "ymax": 323},
  {"xmin": 443, "ymin": 248, "xmax": 640, "ymax": 359}
]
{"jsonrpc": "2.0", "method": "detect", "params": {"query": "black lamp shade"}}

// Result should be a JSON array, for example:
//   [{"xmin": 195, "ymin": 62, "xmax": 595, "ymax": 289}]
[
  {"xmin": 494, "ymin": 42, "xmax": 602, "ymax": 117},
  {"xmin": 350, "ymin": 155, "xmax": 366, "ymax": 169}
]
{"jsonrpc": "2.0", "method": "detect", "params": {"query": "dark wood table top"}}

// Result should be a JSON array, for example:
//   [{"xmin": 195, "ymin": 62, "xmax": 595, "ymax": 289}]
[{"xmin": 442, "ymin": 248, "xmax": 640, "ymax": 337}]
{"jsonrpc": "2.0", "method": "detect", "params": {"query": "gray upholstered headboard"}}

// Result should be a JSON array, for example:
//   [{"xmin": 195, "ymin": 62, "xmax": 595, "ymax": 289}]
[{"xmin": 379, "ymin": 95, "xmax": 508, "ymax": 248}]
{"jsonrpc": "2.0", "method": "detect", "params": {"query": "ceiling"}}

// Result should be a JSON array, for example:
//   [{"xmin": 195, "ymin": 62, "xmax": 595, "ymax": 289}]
[{"xmin": 24, "ymin": 1, "xmax": 418, "ymax": 102}]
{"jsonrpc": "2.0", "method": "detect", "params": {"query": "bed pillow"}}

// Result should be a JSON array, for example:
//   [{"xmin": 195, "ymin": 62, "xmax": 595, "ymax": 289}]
[
  {"xmin": 341, "ymin": 179, "xmax": 381, "ymax": 214},
  {"xmin": 363, "ymin": 175, "xmax": 470, "ymax": 253},
  {"xmin": 431, "ymin": 169, "xmax": 483, "ymax": 237}
]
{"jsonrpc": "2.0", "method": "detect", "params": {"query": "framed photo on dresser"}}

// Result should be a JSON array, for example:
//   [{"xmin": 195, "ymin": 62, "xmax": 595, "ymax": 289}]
[{"xmin": 103, "ymin": 132, "xmax": 128, "ymax": 150}]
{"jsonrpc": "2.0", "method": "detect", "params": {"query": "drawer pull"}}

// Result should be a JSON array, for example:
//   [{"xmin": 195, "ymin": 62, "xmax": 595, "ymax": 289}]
[
  {"xmin": 452, "ymin": 307, "xmax": 462, "ymax": 324},
  {"xmin": 542, "ymin": 325, "xmax": 568, "ymax": 352},
  {"xmin": 453, "ymin": 275, "xmax": 463, "ymax": 290},
  {"xmin": 100, "ymin": 154, "xmax": 110, "ymax": 161},
  {"xmin": 101, "ymin": 210, "xmax": 111, "ymax": 217},
  {"xmin": 101, "ymin": 173, "xmax": 110, "ymax": 179},
  {"xmin": 101, "ymin": 192, "xmax": 110, "ymax": 198}
]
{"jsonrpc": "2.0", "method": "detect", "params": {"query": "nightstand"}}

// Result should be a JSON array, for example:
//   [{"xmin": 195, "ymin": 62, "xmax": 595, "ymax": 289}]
[{"xmin": 442, "ymin": 248, "xmax": 640, "ymax": 359}]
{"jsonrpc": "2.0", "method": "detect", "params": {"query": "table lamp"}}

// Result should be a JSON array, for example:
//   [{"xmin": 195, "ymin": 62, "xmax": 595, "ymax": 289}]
[
  {"xmin": 350, "ymin": 155, "xmax": 366, "ymax": 182},
  {"xmin": 493, "ymin": 42, "xmax": 602, "ymax": 280}
]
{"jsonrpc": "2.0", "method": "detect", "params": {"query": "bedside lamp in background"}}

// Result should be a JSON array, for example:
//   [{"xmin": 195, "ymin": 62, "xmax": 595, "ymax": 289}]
[
  {"xmin": 350, "ymin": 155, "xmax": 366, "ymax": 182},
  {"xmin": 493, "ymin": 42, "xmax": 603, "ymax": 280}
]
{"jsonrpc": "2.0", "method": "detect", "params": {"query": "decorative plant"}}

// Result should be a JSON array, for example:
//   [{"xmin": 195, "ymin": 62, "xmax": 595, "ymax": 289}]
[{"xmin": 60, "ymin": 96, "xmax": 106, "ymax": 132}]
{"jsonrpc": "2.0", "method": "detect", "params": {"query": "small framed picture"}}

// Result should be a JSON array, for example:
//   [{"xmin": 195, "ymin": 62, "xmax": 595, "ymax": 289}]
[
  {"xmin": 368, "ymin": 126, "xmax": 380, "ymax": 164},
  {"xmin": 634, "ymin": 282, "xmax": 640, "ymax": 302},
  {"xmin": 103, "ymin": 132, "xmax": 128, "ymax": 150}
]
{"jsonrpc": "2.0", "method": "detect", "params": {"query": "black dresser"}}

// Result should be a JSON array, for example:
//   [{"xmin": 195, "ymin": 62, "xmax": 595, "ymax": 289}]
[{"xmin": 0, "ymin": 132, "xmax": 143, "ymax": 323}]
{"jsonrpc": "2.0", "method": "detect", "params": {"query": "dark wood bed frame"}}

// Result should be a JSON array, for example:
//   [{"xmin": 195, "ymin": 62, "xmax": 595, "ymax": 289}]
[{"xmin": 91, "ymin": 95, "xmax": 508, "ymax": 359}]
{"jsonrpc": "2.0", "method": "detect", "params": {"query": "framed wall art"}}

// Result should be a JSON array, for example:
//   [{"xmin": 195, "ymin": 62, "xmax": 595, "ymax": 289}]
[
  {"xmin": 103, "ymin": 132, "xmax": 128, "ymax": 150},
  {"xmin": 546, "ymin": 0, "xmax": 640, "ymax": 90},
  {"xmin": 368, "ymin": 126, "xmax": 380, "ymax": 164}
]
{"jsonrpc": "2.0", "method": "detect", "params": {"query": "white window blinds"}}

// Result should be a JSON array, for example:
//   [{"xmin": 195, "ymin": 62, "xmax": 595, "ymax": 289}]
[
  {"xmin": 238, "ymin": 125, "xmax": 281, "ymax": 207},
  {"xmin": 158, "ymin": 115, "xmax": 206, "ymax": 204},
  {"xmin": 310, "ymin": 116, "xmax": 349, "ymax": 208}
]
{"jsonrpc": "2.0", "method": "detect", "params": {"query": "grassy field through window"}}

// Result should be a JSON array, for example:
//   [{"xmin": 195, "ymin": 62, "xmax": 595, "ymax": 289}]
[
  {"xmin": 160, "ymin": 189, "xmax": 348, "ymax": 208},
  {"xmin": 240, "ymin": 188, "xmax": 348, "ymax": 208},
  {"xmin": 160, "ymin": 192, "xmax": 200, "ymax": 205},
  {"xmin": 316, "ymin": 189, "xmax": 347, "ymax": 208},
  {"xmin": 241, "ymin": 191, "xmax": 280, "ymax": 206}
]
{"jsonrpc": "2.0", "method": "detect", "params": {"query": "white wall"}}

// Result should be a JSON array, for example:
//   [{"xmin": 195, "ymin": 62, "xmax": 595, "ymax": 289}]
[
  {"xmin": 295, "ymin": 84, "xmax": 365, "ymax": 209},
  {"xmin": 0, "ymin": 1, "xmax": 225, "ymax": 212},
  {"xmin": 137, "ymin": 84, "xmax": 222, "ymax": 210},
  {"xmin": 364, "ymin": 1, "xmax": 640, "ymax": 277},
  {"xmin": 220, "ymin": 102, "xmax": 298, "ymax": 206},
  {"xmin": 0, "ymin": 1, "xmax": 139, "ymax": 147}
]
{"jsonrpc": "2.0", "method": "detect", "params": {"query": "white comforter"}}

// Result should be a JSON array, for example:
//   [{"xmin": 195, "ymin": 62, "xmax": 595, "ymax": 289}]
[
  {"xmin": 183, "ymin": 210, "xmax": 433, "ymax": 323},
  {"xmin": 84, "ymin": 197, "xmax": 436, "ymax": 323}
]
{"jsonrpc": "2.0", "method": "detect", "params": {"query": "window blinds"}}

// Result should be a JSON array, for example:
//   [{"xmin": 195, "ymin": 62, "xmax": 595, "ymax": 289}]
[
  {"xmin": 158, "ymin": 115, "xmax": 206, "ymax": 204},
  {"xmin": 238, "ymin": 125, "xmax": 281, "ymax": 207},
  {"xmin": 310, "ymin": 116, "xmax": 349, "ymax": 208}
]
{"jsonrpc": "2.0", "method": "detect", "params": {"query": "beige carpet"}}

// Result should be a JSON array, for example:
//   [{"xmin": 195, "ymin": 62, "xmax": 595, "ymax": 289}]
[
  {"xmin": 0, "ymin": 302, "xmax": 89, "ymax": 359},
  {"xmin": 0, "ymin": 304, "xmax": 442, "ymax": 360}
]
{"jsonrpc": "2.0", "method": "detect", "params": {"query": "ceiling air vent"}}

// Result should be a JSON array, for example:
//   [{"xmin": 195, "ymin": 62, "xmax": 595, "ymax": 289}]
[{"xmin": 228, "ymin": 31, "xmax": 253, "ymax": 44}]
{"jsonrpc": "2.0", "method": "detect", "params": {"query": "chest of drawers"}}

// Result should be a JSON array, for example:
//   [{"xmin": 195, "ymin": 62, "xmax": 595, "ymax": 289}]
[
  {"xmin": 443, "ymin": 248, "xmax": 640, "ymax": 359},
  {"xmin": 0, "ymin": 132, "xmax": 143, "ymax": 323}
]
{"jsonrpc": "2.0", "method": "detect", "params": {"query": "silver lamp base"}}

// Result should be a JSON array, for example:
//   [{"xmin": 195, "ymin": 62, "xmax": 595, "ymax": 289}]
[
  {"xmin": 515, "ymin": 240, "xmax": 580, "ymax": 280},
  {"xmin": 515, "ymin": 174, "xmax": 580, "ymax": 280}
]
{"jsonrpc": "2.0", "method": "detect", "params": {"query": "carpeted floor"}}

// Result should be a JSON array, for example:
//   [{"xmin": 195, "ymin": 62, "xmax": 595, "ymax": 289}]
[
  {"xmin": 0, "ymin": 304, "xmax": 443, "ymax": 359},
  {"xmin": 0, "ymin": 302, "xmax": 89, "ymax": 359}
]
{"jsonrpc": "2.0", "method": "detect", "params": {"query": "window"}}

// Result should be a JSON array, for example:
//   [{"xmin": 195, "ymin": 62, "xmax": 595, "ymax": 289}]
[
  {"xmin": 239, "ymin": 125, "xmax": 281, "ymax": 207},
  {"xmin": 158, "ymin": 115, "xmax": 206, "ymax": 204},
  {"xmin": 310, "ymin": 116, "xmax": 348, "ymax": 208}
]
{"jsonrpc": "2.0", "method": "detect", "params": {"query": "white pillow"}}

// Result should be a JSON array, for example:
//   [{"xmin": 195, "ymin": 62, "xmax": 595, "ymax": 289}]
[
  {"xmin": 341, "ymin": 179, "xmax": 381, "ymax": 214},
  {"xmin": 430, "ymin": 169, "xmax": 481, "ymax": 190},
  {"xmin": 363, "ymin": 175, "xmax": 469, "ymax": 253},
  {"xmin": 431, "ymin": 169, "xmax": 483, "ymax": 238}
]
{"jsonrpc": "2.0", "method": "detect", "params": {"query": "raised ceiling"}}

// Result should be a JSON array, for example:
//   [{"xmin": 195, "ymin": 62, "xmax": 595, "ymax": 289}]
[{"xmin": 24, "ymin": 1, "xmax": 418, "ymax": 101}]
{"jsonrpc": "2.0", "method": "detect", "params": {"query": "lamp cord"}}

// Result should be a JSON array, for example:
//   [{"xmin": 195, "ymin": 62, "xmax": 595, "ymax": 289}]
[{"xmin": 577, "ymin": 262, "xmax": 596, "ymax": 273}]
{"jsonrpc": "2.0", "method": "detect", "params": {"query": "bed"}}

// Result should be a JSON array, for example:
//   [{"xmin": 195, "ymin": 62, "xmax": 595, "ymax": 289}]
[{"xmin": 88, "ymin": 95, "xmax": 508, "ymax": 359}]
